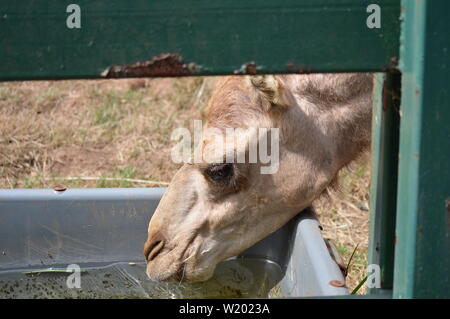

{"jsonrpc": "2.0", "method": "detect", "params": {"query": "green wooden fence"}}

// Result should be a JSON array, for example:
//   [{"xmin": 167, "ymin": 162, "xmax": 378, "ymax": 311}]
[
  {"xmin": 0, "ymin": 0, "xmax": 400, "ymax": 79},
  {"xmin": 0, "ymin": 0, "xmax": 448, "ymax": 298}
]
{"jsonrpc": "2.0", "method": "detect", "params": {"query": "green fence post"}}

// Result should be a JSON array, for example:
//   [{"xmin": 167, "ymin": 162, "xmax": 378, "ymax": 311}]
[
  {"xmin": 394, "ymin": 0, "xmax": 450, "ymax": 298},
  {"xmin": 368, "ymin": 72, "xmax": 401, "ymax": 295}
]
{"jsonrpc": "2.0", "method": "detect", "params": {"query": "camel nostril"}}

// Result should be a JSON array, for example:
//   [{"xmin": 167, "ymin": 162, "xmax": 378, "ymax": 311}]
[{"xmin": 144, "ymin": 239, "xmax": 165, "ymax": 262}]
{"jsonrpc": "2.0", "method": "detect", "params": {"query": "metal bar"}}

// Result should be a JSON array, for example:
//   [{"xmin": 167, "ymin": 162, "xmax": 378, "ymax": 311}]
[
  {"xmin": 368, "ymin": 72, "xmax": 400, "ymax": 294},
  {"xmin": 0, "ymin": 0, "xmax": 400, "ymax": 80},
  {"xmin": 394, "ymin": 0, "xmax": 450, "ymax": 298}
]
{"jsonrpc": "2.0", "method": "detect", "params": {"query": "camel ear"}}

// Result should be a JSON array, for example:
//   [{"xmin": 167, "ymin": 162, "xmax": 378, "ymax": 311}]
[{"xmin": 250, "ymin": 75, "xmax": 291, "ymax": 111}]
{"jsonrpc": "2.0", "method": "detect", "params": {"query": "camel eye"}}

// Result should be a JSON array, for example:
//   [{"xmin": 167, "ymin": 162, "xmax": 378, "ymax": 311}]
[{"xmin": 205, "ymin": 163, "xmax": 234, "ymax": 183}]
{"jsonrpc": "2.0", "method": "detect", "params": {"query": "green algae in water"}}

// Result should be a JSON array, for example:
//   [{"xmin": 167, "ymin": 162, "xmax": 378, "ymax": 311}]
[{"xmin": 0, "ymin": 258, "xmax": 283, "ymax": 299}]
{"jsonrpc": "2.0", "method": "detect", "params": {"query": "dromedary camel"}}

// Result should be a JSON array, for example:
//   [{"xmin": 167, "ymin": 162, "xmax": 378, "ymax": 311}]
[{"xmin": 144, "ymin": 73, "xmax": 373, "ymax": 282}]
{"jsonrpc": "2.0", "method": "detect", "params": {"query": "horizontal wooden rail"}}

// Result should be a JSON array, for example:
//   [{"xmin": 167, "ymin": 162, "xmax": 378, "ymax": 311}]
[{"xmin": 0, "ymin": 0, "xmax": 400, "ymax": 80}]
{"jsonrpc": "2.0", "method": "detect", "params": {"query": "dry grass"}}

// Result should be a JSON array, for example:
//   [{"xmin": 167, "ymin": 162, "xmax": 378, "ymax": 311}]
[
  {"xmin": 0, "ymin": 77, "xmax": 370, "ymax": 294},
  {"xmin": 314, "ymin": 158, "xmax": 371, "ymax": 294},
  {"xmin": 0, "ymin": 78, "xmax": 217, "ymax": 188}
]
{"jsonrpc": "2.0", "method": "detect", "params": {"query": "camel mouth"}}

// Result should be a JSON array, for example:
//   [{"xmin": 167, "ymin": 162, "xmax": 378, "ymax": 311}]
[
  {"xmin": 146, "ymin": 260, "xmax": 204, "ymax": 283},
  {"xmin": 145, "ymin": 257, "xmax": 182, "ymax": 282},
  {"xmin": 145, "ymin": 244, "xmax": 216, "ymax": 283},
  {"xmin": 145, "ymin": 237, "xmax": 199, "ymax": 282},
  {"xmin": 144, "ymin": 240, "xmax": 165, "ymax": 262}
]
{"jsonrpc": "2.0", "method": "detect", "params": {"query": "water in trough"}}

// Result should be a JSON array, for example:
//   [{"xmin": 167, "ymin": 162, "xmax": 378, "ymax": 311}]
[{"xmin": 0, "ymin": 258, "xmax": 283, "ymax": 299}]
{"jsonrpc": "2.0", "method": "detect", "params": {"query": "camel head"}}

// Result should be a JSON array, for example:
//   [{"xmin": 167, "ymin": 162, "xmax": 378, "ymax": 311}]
[{"xmin": 144, "ymin": 74, "xmax": 373, "ymax": 282}]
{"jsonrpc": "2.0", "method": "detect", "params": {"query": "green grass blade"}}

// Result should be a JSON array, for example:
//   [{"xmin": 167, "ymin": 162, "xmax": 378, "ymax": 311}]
[{"xmin": 351, "ymin": 275, "xmax": 367, "ymax": 295}]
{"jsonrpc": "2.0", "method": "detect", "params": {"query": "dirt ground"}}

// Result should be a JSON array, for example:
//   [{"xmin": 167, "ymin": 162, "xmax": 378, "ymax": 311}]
[{"xmin": 0, "ymin": 77, "xmax": 371, "ymax": 294}]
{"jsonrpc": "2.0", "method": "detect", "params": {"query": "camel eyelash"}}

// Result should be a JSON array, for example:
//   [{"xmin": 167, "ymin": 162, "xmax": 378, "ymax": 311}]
[
  {"xmin": 203, "ymin": 163, "xmax": 249, "ymax": 195},
  {"xmin": 204, "ymin": 163, "xmax": 235, "ymax": 184}
]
